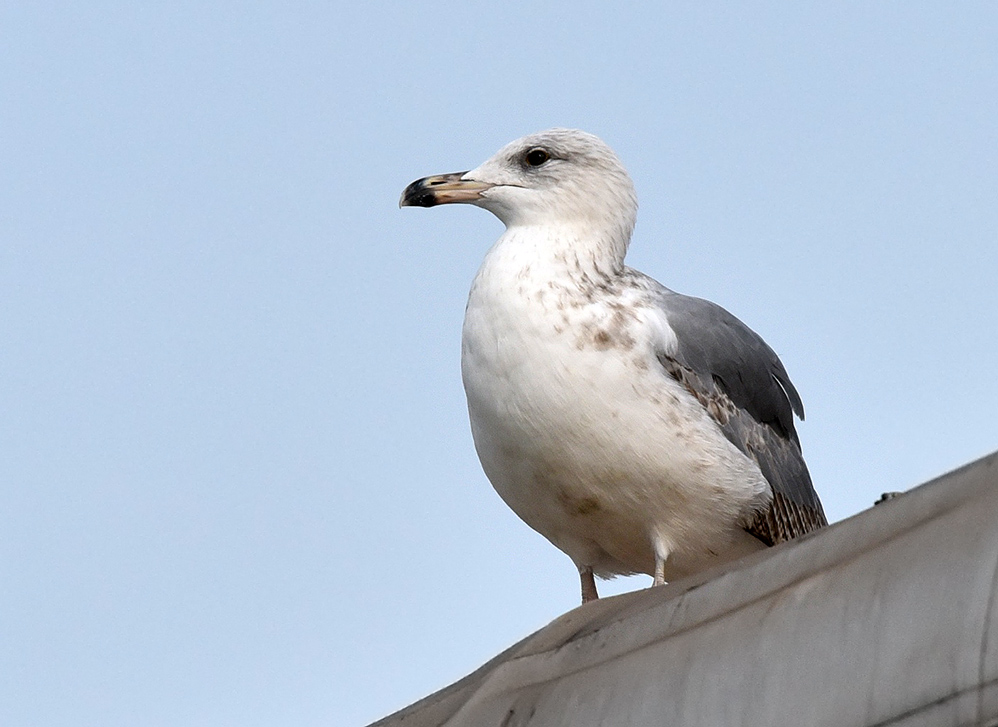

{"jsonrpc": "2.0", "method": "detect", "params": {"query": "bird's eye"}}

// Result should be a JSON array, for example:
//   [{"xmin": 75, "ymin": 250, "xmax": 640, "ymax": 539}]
[{"xmin": 525, "ymin": 148, "xmax": 550, "ymax": 167}]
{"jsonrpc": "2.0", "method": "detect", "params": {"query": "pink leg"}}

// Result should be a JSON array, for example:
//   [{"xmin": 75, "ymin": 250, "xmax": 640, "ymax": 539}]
[{"xmin": 580, "ymin": 566, "xmax": 599, "ymax": 604}]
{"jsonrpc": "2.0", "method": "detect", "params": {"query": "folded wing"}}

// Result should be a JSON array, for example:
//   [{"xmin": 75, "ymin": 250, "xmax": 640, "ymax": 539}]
[{"xmin": 651, "ymin": 283, "xmax": 827, "ymax": 544}]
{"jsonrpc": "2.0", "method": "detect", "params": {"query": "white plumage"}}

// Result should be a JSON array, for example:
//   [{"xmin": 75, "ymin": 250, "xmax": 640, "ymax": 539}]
[{"xmin": 401, "ymin": 129, "xmax": 825, "ymax": 603}]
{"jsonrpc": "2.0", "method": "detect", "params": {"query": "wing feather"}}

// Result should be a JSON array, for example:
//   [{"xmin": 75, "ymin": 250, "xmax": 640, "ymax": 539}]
[{"xmin": 652, "ymin": 285, "xmax": 827, "ymax": 543}]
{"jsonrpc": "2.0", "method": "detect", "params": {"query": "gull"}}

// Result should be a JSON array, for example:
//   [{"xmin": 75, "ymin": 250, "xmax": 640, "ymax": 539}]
[{"xmin": 400, "ymin": 129, "xmax": 826, "ymax": 604}]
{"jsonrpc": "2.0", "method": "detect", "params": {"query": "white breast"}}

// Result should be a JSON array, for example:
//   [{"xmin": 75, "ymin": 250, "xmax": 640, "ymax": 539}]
[{"xmin": 460, "ymin": 228, "xmax": 771, "ymax": 581}]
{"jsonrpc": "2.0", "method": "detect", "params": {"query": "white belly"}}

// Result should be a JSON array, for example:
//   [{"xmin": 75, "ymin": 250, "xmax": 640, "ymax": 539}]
[{"xmin": 460, "ymin": 250, "xmax": 770, "ymax": 580}]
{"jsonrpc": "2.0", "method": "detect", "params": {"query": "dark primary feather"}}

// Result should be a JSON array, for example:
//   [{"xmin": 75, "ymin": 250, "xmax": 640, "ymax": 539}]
[{"xmin": 651, "ymin": 284, "xmax": 827, "ymax": 544}]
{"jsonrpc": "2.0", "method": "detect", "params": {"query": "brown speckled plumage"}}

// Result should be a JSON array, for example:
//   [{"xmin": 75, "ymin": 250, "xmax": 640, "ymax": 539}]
[{"xmin": 402, "ymin": 128, "xmax": 826, "ymax": 603}]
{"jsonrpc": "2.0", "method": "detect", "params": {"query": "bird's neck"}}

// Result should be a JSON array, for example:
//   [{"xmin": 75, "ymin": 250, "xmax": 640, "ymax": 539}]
[{"xmin": 482, "ymin": 223, "xmax": 628, "ymax": 288}]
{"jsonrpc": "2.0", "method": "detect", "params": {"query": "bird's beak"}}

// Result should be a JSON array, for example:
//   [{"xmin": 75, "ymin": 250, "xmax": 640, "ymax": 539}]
[{"xmin": 399, "ymin": 172, "xmax": 493, "ymax": 208}]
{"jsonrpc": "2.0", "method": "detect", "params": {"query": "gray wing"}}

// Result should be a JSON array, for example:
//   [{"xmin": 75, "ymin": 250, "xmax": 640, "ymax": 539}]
[{"xmin": 651, "ymin": 283, "xmax": 827, "ymax": 544}]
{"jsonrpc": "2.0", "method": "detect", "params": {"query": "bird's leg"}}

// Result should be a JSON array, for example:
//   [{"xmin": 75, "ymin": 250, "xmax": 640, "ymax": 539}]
[
  {"xmin": 653, "ymin": 556, "xmax": 667, "ymax": 586},
  {"xmin": 652, "ymin": 537, "xmax": 670, "ymax": 587},
  {"xmin": 580, "ymin": 565, "xmax": 599, "ymax": 603}
]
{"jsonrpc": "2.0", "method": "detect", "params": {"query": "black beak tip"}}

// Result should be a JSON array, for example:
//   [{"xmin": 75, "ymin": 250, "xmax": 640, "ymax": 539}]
[{"xmin": 399, "ymin": 178, "xmax": 438, "ymax": 208}]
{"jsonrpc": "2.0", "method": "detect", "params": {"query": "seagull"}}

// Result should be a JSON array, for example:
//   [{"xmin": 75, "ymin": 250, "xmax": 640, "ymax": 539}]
[{"xmin": 400, "ymin": 129, "xmax": 826, "ymax": 604}]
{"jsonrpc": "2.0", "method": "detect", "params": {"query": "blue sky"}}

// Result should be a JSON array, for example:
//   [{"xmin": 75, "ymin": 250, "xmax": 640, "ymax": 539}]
[{"xmin": 2, "ymin": 3, "xmax": 997, "ymax": 726}]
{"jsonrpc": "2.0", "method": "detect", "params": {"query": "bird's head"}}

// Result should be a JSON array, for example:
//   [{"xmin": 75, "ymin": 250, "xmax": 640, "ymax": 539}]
[{"xmin": 401, "ymin": 129, "xmax": 638, "ymax": 259}]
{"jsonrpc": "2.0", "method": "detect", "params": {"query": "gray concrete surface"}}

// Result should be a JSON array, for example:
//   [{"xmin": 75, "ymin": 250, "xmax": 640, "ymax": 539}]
[{"xmin": 370, "ymin": 451, "xmax": 998, "ymax": 727}]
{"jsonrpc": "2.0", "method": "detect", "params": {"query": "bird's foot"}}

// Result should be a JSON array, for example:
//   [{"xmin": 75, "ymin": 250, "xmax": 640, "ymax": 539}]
[
  {"xmin": 580, "ymin": 566, "xmax": 599, "ymax": 603},
  {"xmin": 653, "ymin": 552, "xmax": 667, "ymax": 587}
]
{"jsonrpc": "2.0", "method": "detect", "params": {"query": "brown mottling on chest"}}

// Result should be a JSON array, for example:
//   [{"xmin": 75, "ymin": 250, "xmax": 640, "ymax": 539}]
[
  {"xmin": 577, "ymin": 303, "xmax": 639, "ymax": 351},
  {"xmin": 556, "ymin": 487, "xmax": 603, "ymax": 517}
]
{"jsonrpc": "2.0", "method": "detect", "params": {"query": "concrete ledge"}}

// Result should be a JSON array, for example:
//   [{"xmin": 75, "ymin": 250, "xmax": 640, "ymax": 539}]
[{"xmin": 370, "ymin": 452, "xmax": 998, "ymax": 727}]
